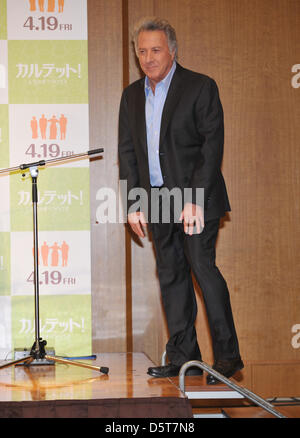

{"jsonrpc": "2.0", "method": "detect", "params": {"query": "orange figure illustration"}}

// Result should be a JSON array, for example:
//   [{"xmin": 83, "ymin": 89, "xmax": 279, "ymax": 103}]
[
  {"xmin": 29, "ymin": 0, "xmax": 36, "ymax": 12},
  {"xmin": 58, "ymin": 0, "xmax": 65, "ymax": 13},
  {"xmin": 61, "ymin": 241, "xmax": 69, "ymax": 267},
  {"xmin": 48, "ymin": 115, "xmax": 59, "ymax": 140},
  {"xmin": 38, "ymin": 0, "xmax": 45, "ymax": 12},
  {"xmin": 59, "ymin": 114, "xmax": 67, "ymax": 140},
  {"xmin": 30, "ymin": 116, "xmax": 38, "ymax": 139},
  {"xmin": 39, "ymin": 114, "xmax": 47, "ymax": 140},
  {"xmin": 41, "ymin": 241, "xmax": 49, "ymax": 266},
  {"xmin": 47, "ymin": 0, "xmax": 55, "ymax": 12},
  {"xmin": 50, "ymin": 242, "xmax": 60, "ymax": 267}
]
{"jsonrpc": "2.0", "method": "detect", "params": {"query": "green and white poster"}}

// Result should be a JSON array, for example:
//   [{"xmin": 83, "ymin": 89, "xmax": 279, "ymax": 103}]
[{"xmin": 0, "ymin": 0, "xmax": 91, "ymax": 358}]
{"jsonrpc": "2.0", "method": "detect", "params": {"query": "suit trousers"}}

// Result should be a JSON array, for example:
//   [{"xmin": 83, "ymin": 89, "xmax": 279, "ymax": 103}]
[{"xmin": 151, "ymin": 219, "xmax": 241, "ymax": 367}]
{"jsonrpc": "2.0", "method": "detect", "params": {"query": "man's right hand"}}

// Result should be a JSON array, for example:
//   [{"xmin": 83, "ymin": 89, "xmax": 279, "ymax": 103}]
[{"xmin": 128, "ymin": 211, "xmax": 147, "ymax": 238}]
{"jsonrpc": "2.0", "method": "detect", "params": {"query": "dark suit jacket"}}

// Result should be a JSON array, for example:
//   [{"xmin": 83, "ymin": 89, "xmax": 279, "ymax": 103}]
[{"xmin": 118, "ymin": 63, "xmax": 231, "ymax": 222}]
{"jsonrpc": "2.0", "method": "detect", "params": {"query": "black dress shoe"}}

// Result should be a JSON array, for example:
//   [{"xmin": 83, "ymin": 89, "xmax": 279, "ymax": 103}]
[
  {"xmin": 184, "ymin": 366, "xmax": 203, "ymax": 376},
  {"xmin": 147, "ymin": 364, "xmax": 203, "ymax": 378},
  {"xmin": 206, "ymin": 358, "xmax": 244, "ymax": 385},
  {"xmin": 147, "ymin": 364, "xmax": 180, "ymax": 378}
]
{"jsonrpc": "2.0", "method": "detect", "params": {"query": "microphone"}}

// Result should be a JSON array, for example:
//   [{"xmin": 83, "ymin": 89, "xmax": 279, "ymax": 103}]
[{"xmin": 88, "ymin": 148, "xmax": 104, "ymax": 156}]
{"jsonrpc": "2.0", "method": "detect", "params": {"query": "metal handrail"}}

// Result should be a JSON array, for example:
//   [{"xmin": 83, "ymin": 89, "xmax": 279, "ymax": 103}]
[
  {"xmin": 161, "ymin": 351, "xmax": 167, "ymax": 366},
  {"xmin": 179, "ymin": 360, "xmax": 287, "ymax": 419}
]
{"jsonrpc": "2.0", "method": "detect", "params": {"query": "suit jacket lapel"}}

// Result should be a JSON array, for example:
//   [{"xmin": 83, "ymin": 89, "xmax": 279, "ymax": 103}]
[
  {"xmin": 159, "ymin": 63, "xmax": 185, "ymax": 148},
  {"xmin": 134, "ymin": 78, "xmax": 147, "ymax": 155},
  {"xmin": 133, "ymin": 65, "xmax": 185, "ymax": 154}
]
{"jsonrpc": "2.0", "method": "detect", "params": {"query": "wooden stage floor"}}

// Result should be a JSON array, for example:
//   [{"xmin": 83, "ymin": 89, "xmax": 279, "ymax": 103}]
[
  {"xmin": 0, "ymin": 352, "xmax": 299, "ymax": 418},
  {"xmin": 0, "ymin": 352, "xmax": 192, "ymax": 418}
]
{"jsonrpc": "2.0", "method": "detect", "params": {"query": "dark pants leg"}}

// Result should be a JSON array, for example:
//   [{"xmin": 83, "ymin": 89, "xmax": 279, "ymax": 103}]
[{"xmin": 152, "ymin": 219, "xmax": 240, "ymax": 366}]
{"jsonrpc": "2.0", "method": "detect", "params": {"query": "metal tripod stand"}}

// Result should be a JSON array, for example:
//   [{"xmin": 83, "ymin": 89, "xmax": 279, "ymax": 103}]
[{"xmin": 0, "ymin": 149, "xmax": 109, "ymax": 375}]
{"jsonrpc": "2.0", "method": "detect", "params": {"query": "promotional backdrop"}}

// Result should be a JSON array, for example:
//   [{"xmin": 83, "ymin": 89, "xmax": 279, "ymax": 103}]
[{"xmin": 0, "ymin": 0, "xmax": 91, "ymax": 358}]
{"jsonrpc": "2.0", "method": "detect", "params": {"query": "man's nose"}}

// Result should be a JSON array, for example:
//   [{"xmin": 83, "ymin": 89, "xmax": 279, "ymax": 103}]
[{"xmin": 145, "ymin": 51, "xmax": 154, "ymax": 63}]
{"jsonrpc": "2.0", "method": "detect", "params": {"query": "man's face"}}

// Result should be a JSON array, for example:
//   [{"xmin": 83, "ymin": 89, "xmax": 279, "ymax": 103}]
[{"xmin": 137, "ymin": 30, "xmax": 175, "ymax": 88}]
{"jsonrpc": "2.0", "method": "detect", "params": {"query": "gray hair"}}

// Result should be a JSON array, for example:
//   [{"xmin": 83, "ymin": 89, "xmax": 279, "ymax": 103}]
[{"xmin": 133, "ymin": 17, "xmax": 178, "ymax": 58}]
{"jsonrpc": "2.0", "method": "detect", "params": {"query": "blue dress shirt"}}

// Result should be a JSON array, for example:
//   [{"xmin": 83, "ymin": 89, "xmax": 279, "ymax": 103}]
[{"xmin": 145, "ymin": 61, "xmax": 176, "ymax": 187}]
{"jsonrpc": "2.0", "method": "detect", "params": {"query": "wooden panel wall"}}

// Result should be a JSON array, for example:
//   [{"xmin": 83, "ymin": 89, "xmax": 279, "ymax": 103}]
[
  {"xmin": 88, "ymin": 0, "xmax": 300, "ymax": 375},
  {"xmin": 88, "ymin": 0, "xmax": 127, "ymax": 354},
  {"xmin": 126, "ymin": 0, "xmax": 300, "ymax": 366}
]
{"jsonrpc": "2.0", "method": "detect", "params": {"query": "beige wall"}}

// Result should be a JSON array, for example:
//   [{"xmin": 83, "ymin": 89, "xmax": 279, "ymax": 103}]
[
  {"xmin": 88, "ymin": 0, "xmax": 300, "ymax": 393},
  {"xmin": 88, "ymin": 0, "xmax": 127, "ymax": 354}
]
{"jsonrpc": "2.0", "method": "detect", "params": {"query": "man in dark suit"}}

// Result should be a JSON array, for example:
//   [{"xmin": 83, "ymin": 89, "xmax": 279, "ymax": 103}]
[{"xmin": 118, "ymin": 17, "xmax": 243, "ymax": 384}]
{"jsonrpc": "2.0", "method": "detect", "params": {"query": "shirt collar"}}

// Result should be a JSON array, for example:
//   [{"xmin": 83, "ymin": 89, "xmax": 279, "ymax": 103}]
[{"xmin": 145, "ymin": 61, "xmax": 176, "ymax": 96}]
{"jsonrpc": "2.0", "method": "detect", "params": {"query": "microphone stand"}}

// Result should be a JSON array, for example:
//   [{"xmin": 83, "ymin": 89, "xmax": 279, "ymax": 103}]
[{"xmin": 0, "ymin": 148, "xmax": 109, "ymax": 375}]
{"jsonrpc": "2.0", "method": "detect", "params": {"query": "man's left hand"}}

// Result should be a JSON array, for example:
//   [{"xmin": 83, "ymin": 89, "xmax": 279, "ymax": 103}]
[{"xmin": 179, "ymin": 203, "xmax": 204, "ymax": 235}]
